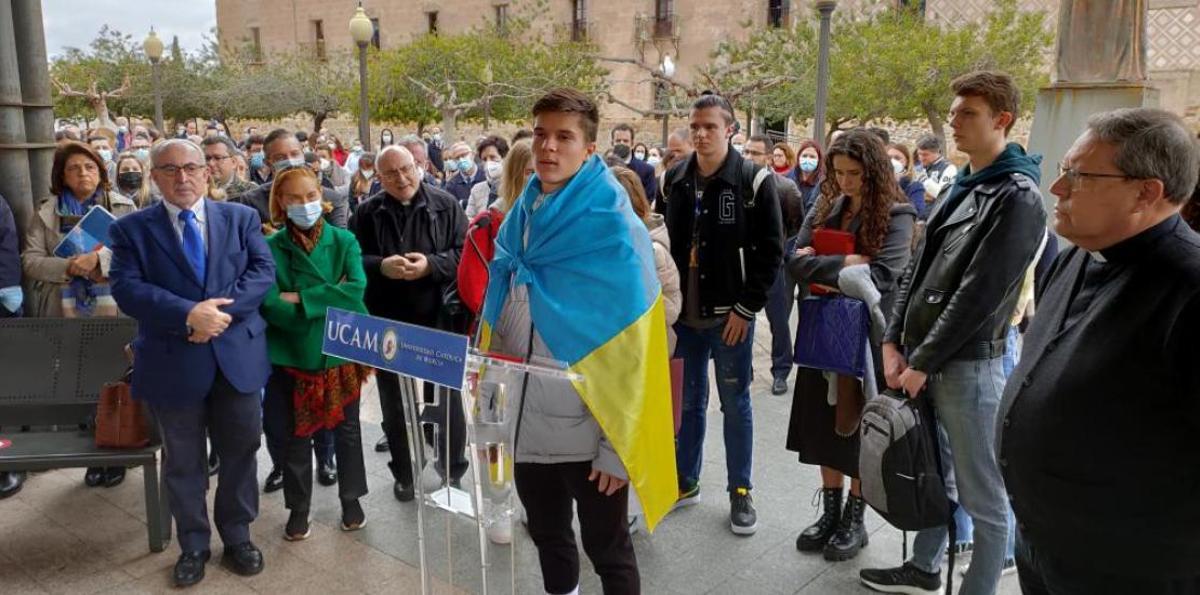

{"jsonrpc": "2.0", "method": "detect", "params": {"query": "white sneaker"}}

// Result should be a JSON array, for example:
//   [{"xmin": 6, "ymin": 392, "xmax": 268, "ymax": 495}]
[{"xmin": 486, "ymin": 518, "xmax": 513, "ymax": 545}]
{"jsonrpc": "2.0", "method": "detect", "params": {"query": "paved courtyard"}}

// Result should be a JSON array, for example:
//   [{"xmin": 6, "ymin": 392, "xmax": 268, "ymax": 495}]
[{"xmin": 0, "ymin": 311, "xmax": 1022, "ymax": 594}]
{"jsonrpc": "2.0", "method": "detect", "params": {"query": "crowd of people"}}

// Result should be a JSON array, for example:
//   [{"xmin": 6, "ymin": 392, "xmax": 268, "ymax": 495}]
[{"xmin": 2, "ymin": 69, "xmax": 1199, "ymax": 595}]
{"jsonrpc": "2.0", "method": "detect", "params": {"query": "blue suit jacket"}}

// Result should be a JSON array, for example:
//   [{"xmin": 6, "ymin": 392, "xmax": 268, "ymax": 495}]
[
  {"xmin": 108, "ymin": 199, "xmax": 276, "ymax": 407},
  {"xmin": 628, "ymin": 157, "xmax": 659, "ymax": 202}
]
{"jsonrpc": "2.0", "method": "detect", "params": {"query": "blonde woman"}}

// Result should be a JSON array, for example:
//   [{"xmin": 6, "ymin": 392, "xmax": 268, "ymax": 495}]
[{"xmin": 114, "ymin": 151, "xmax": 154, "ymax": 208}]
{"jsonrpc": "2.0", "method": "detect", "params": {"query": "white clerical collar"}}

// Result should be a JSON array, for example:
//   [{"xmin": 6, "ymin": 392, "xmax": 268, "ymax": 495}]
[{"xmin": 1088, "ymin": 251, "xmax": 1107, "ymax": 263}]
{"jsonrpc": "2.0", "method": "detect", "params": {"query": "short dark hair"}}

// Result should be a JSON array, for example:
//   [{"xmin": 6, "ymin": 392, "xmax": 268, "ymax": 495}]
[
  {"xmin": 691, "ymin": 93, "xmax": 735, "ymax": 125},
  {"xmin": 867, "ymin": 127, "xmax": 890, "ymax": 144},
  {"xmin": 263, "ymin": 128, "xmax": 295, "ymax": 153},
  {"xmin": 477, "ymin": 135, "xmax": 510, "ymax": 159},
  {"xmin": 511, "ymin": 129, "xmax": 533, "ymax": 143},
  {"xmin": 295, "ymin": 131, "xmax": 309, "ymax": 143},
  {"xmin": 951, "ymin": 70, "xmax": 1021, "ymax": 135},
  {"xmin": 245, "ymin": 134, "xmax": 266, "ymax": 149},
  {"xmin": 532, "ymin": 88, "xmax": 600, "ymax": 143},
  {"xmin": 50, "ymin": 141, "xmax": 109, "ymax": 196},
  {"xmin": 202, "ymin": 135, "xmax": 240, "ymax": 157},
  {"xmin": 746, "ymin": 134, "xmax": 773, "ymax": 149},
  {"xmin": 611, "ymin": 123, "xmax": 635, "ymax": 141},
  {"xmin": 915, "ymin": 134, "xmax": 942, "ymax": 153}
]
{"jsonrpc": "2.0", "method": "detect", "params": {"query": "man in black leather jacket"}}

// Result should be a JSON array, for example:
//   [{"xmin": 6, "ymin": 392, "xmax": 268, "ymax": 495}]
[{"xmin": 860, "ymin": 71, "xmax": 1047, "ymax": 595}]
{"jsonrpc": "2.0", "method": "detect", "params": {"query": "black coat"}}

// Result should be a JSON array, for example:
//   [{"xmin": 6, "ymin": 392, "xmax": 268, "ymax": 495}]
[
  {"xmin": 998, "ymin": 215, "xmax": 1200, "ymax": 576},
  {"xmin": 349, "ymin": 184, "xmax": 466, "ymax": 326},
  {"xmin": 663, "ymin": 149, "xmax": 785, "ymax": 321},
  {"xmin": 884, "ymin": 172, "xmax": 1046, "ymax": 374}
]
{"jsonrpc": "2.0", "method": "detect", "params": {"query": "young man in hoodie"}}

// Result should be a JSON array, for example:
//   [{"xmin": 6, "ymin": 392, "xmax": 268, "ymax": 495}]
[{"xmin": 860, "ymin": 71, "xmax": 1047, "ymax": 595}]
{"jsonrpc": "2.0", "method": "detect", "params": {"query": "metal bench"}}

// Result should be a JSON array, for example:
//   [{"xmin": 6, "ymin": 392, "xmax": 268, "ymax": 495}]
[{"xmin": 0, "ymin": 318, "xmax": 170, "ymax": 553}]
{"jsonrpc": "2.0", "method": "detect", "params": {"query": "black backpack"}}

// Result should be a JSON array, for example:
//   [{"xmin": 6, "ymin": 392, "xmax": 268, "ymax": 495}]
[{"xmin": 859, "ymin": 389, "xmax": 957, "ymax": 594}]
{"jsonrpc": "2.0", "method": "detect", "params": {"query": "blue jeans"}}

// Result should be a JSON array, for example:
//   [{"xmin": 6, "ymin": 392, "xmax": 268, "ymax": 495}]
[
  {"xmin": 911, "ymin": 357, "xmax": 1010, "ymax": 595},
  {"xmin": 674, "ymin": 321, "xmax": 755, "ymax": 492},
  {"xmin": 765, "ymin": 237, "xmax": 798, "ymax": 380},
  {"xmin": 954, "ymin": 325, "xmax": 1020, "ymax": 561}
]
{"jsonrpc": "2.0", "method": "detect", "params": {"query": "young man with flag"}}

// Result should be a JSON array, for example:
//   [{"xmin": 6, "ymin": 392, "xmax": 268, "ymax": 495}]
[{"xmin": 478, "ymin": 89, "xmax": 676, "ymax": 595}]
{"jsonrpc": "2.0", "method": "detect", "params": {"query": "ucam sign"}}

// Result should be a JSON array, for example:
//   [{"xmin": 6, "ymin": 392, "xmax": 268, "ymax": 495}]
[{"xmin": 321, "ymin": 308, "xmax": 469, "ymax": 391}]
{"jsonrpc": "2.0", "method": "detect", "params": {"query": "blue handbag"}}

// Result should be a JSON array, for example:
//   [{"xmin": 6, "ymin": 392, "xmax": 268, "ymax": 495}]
[{"xmin": 794, "ymin": 294, "xmax": 870, "ymax": 377}]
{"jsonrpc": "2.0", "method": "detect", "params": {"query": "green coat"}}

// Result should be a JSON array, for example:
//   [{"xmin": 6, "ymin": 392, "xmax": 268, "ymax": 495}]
[{"xmin": 261, "ymin": 225, "xmax": 368, "ymax": 371}]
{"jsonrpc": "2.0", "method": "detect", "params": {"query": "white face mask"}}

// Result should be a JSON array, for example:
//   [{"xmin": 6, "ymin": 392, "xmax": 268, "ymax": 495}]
[
  {"xmin": 634, "ymin": 151, "xmax": 646, "ymax": 161},
  {"xmin": 320, "ymin": 158, "xmax": 331, "ymax": 171},
  {"xmin": 891, "ymin": 158, "xmax": 905, "ymax": 176},
  {"xmin": 360, "ymin": 168, "xmax": 375, "ymax": 179},
  {"xmin": 647, "ymin": 156, "xmax": 662, "ymax": 167},
  {"xmin": 484, "ymin": 160, "xmax": 502, "ymax": 180},
  {"xmin": 732, "ymin": 143, "xmax": 745, "ymax": 154}
]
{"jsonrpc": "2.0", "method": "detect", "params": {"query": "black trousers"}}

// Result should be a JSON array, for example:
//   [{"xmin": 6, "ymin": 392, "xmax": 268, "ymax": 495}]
[
  {"xmin": 376, "ymin": 371, "xmax": 467, "ymax": 485},
  {"xmin": 1017, "ymin": 534, "xmax": 1200, "ymax": 595},
  {"xmin": 266, "ymin": 370, "xmax": 368, "ymax": 512},
  {"xmin": 514, "ymin": 462, "xmax": 639, "ymax": 595},
  {"xmin": 151, "ymin": 371, "xmax": 261, "ymax": 553}
]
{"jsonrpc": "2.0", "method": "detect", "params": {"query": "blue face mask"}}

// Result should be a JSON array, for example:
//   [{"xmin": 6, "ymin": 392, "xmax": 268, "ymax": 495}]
[
  {"xmin": 286, "ymin": 200, "xmax": 323, "ymax": 229},
  {"xmin": 134, "ymin": 148, "xmax": 150, "ymax": 162},
  {"xmin": 798, "ymin": 157, "xmax": 819, "ymax": 174},
  {"xmin": 457, "ymin": 158, "xmax": 474, "ymax": 174},
  {"xmin": 98, "ymin": 149, "xmax": 113, "ymax": 163},
  {"xmin": 250, "ymin": 151, "xmax": 265, "ymax": 169}
]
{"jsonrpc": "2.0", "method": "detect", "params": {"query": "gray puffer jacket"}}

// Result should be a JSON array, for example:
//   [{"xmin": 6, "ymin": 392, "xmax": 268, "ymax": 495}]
[{"xmin": 488, "ymin": 283, "xmax": 627, "ymax": 479}]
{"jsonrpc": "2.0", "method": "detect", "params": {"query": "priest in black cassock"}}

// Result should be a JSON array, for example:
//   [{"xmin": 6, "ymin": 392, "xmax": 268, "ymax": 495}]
[{"xmin": 997, "ymin": 107, "xmax": 1200, "ymax": 594}]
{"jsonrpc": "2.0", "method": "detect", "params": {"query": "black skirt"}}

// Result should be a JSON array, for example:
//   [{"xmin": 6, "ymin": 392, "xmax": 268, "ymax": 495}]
[{"xmin": 785, "ymin": 366, "xmax": 860, "ymax": 478}]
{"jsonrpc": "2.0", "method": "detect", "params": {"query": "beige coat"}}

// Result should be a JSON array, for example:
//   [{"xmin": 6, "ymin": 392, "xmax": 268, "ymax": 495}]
[
  {"xmin": 21, "ymin": 192, "xmax": 137, "ymax": 317},
  {"xmin": 647, "ymin": 213, "xmax": 681, "ymax": 354}
]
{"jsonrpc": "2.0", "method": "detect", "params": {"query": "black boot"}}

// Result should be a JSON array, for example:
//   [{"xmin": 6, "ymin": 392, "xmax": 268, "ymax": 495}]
[
  {"xmin": 824, "ymin": 493, "xmax": 868, "ymax": 561},
  {"xmin": 797, "ymin": 488, "xmax": 842, "ymax": 552}
]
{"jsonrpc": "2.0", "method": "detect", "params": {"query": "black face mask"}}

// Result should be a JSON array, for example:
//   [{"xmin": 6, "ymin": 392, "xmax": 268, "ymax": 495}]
[{"xmin": 117, "ymin": 172, "xmax": 143, "ymax": 191}]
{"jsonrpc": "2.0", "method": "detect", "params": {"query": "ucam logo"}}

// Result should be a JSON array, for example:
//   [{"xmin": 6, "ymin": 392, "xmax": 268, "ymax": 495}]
[
  {"xmin": 381, "ymin": 328, "xmax": 399, "ymax": 362},
  {"xmin": 326, "ymin": 318, "xmax": 380, "ymax": 354}
]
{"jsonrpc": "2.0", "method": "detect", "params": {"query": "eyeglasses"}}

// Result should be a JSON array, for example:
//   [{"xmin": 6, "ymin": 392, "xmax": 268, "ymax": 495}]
[
  {"xmin": 380, "ymin": 164, "xmax": 418, "ymax": 181},
  {"xmin": 1057, "ymin": 162, "xmax": 1140, "ymax": 192},
  {"xmin": 154, "ymin": 164, "xmax": 207, "ymax": 176},
  {"xmin": 204, "ymin": 154, "xmax": 232, "ymax": 163},
  {"xmin": 743, "ymin": 149, "xmax": 767, "ymax": 157}
]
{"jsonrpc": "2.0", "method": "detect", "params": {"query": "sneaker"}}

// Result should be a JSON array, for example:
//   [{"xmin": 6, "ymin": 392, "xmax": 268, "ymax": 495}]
[
  {"xmin": 284, "ymin": 510, "xmax": 311, "ymax": 541},
  {"xmin": 729, "ymin": 488, "xmax": 757, "ymax": 536},
  {"xmin": 672, "ymin": 484, "xmax": 701, "ymax": 511},
  {"xmin": 959, "ymin": 557, "xmax": 1017, "ymax": 578},
  {"xmin": 771, "ymin": 376, "xmax": 788, "ymax": 395},
  {"xmin": 860, "ymin": 562, "xmax": 941, "ymax": 595}
]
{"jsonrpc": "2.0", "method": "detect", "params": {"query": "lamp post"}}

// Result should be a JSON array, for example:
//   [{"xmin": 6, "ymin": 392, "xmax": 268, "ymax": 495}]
[
  {"xmin": 482, "ymin": 62, "xmax": 493, "ymax": 130},
  {"xmin": 812, "ymin": 0, "xmax": 837, "ymax": 146},
  {"xmin": 659, "ymin": 55, "xmax": 676, "ymax": 146},
  {"xmin": 349, "ymin": 3, "xmax": 373, "ymax": 149},
  {"xmin": 143, "ymin": 29, "xmax": 164, "ymax": 134}
]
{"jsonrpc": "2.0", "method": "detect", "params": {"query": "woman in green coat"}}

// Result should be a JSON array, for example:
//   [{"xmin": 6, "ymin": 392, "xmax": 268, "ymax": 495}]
[{"xmin": 261, "ymin": 167, "xmax": 373, "ymax": 541}]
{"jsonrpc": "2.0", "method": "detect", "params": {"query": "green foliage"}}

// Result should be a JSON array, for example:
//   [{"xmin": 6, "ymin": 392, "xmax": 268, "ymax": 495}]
[
  {"xmin": 710, "ymin": 0, "xmax": 1054, "ymax": 139},
  {"xmin": 364, "ymin": 2, "xmax": 607, "ymax": 138}
]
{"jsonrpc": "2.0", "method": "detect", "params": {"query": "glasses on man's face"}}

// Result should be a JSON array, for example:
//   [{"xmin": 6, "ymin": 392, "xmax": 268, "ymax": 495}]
[
  {"xmin": 743, "ymin": 149, "xmax": 766, "ymax": 157},
  {"xmin": 1056, "ymin": 162, "xmax": 1138, "ymax": 192},
  {"xmin": 204, "ymin": 154, "xmax": 232, "ymax": 163},
  {"xmin": 154, "ymin": 163, "xmax": 207, "ymax": 177},
  {"xmin": 380, "ymin": 164, "xmax": 418, "ymax": 181}
]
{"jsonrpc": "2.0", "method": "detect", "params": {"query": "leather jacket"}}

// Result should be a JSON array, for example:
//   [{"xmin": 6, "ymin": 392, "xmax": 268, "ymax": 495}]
[{"xmin": 883, "ymin": 172, "xmax": 1046, "ymax": 375}]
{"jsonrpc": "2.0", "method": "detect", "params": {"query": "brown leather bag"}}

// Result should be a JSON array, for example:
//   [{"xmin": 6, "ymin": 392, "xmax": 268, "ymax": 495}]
[{"xmin": 95, "ymin": 376, "xmax": 150, "ymax": 448}]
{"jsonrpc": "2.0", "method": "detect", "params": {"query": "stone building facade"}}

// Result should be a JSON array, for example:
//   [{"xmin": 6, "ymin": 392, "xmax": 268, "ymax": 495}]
[{"xmin": 215, "ymin": 0, "xmax": 1200, "ymax": 145}]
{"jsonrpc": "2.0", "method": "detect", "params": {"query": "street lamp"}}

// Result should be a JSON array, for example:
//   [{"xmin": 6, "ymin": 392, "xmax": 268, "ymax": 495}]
[
  {"xmin": 659, "ymin": 55, "xmax": 676, "ymax": 146},
  {"xmin": 812, "ymin": 0, "xmax": 837, "ymax": 146},
  {"xmin": 482, "ymin": 62, "xmax": 493, "ymax": 130},
  {"xmin": 349, "ymin": 3, "xmax": 374, "ymax": 149},
  {"xmin": 143, "ymin": 28, "xmax": 164, "ymax": 134}
]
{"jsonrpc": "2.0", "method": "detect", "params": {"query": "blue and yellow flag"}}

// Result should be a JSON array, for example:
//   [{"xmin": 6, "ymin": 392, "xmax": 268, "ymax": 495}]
[{"xmin": 480, "ymin": 154, "xmax": 677, "ymax": 531}]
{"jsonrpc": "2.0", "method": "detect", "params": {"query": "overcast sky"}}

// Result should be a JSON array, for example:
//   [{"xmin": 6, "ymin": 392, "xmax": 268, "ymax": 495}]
[{"xmin": 42, "ymin": 0, "xmax": 216, "ymax": 59}]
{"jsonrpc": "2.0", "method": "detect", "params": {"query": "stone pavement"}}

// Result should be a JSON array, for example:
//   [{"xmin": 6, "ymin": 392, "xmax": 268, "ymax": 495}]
[{"xmin": 0, "ymin": 311, "xmax": 1022, "ymax": 594}]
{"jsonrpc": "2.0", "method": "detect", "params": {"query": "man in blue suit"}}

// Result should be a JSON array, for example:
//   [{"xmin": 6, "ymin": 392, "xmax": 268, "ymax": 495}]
[
  {"xmin": 109, "ymin": 139, "xmax": 275, "ymax": 588},
  {"xmin": 611, "ymin": 123, "xmax": 659, "ymax": 200}
]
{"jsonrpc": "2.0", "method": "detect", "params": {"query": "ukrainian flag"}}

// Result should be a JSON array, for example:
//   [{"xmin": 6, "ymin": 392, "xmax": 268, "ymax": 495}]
[{"xmin": 480, "ymin": 154, "xmax": 677, "ymax": 531}]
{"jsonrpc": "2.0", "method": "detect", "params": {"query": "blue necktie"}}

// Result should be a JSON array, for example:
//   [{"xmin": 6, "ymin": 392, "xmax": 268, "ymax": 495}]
[{"xmin": 178, "ymin": 210, "xmax": 206, "ymax": 283}]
